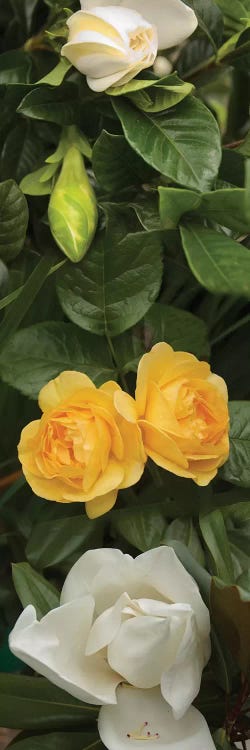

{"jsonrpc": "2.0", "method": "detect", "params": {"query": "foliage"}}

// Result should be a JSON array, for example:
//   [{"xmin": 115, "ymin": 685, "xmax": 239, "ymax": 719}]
[{"xmin": 0, "ymin": 0, "xmax": 250, "ymax": 748}]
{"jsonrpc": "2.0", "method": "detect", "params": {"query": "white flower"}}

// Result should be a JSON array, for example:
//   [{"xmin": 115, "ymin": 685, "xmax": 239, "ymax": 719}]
[
  {"xmin": 61, "ymin": 1, "xmax": 198, "ymax": 92},
  {"xmin": 9, "ymin": 546, "xmax": 215, "ymax": 750}
]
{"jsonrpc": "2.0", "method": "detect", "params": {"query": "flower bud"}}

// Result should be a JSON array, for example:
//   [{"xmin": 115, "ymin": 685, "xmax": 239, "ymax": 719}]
[{"xmin": 48, "ymin": 145, "xmax": 98, "ymax": 262}]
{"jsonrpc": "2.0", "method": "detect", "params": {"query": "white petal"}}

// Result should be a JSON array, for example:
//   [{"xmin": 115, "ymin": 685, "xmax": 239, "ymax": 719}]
[
  {"xmin": 161, "ymin": 614, "xmax": 205, "ymax": 718},
  {"xmin": 107, "ymin": 611, "xmax": 187, "ymax": 688},
  {"xmin": 61, "ymin": 548, "xmax": 131, "ymax": 605},
  {"xmin": 98, "ymin": 685, "xmax": 216, "ymax": 750},
  {"xmin": 9, "ymin": 599, "xmax": 120, "ymax": 705},
  {"xmin": 81, "ymin": 1, "xmax": 198, "ymax": 50},
  {"xmin": 86, "ymin": 592, "xmax": 132, "ymax": 655},
  {"xmin": 135, "ymin": 547, "xmax": 210, "ymax": 641}
]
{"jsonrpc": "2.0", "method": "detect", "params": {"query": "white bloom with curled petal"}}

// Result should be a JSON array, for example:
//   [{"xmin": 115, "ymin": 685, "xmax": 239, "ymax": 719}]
[
  {"xmin": 61, "ymin": 1, "xmax": 198, "ymax": 91},
  {"xmin": 9, "ymin": 546, "xmax": 215, "ymax": 750}
]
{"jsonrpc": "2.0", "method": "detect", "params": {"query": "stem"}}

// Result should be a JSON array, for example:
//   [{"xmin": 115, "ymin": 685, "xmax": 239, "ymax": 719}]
[
  {"xmin": 211, "ymin": 313, "xmax": 250, "ymax": 347},
  {"xmin": 106, "ymin": 333, "xmax": 129, "ymax": 393}
]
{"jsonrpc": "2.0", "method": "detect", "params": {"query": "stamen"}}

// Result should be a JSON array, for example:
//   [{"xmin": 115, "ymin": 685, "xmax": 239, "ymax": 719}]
[{"xmin": 126, "ymin": 721, "xmax": 160, "ymax": 741}]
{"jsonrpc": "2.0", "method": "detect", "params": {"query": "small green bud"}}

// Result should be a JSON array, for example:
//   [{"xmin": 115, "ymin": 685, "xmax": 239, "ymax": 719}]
[{"xmin": 48, "ymin": 145, "xmax": 98, "ymax": 263}]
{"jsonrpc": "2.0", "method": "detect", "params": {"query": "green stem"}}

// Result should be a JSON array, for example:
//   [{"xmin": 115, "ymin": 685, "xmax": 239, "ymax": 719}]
[
  {"xmin": 106, "ymin": 332, "xmax": 129, "ymax": 393},
  {"xmin": 211, "ymin": 313, "xmax": 250, "ymax": 346}
]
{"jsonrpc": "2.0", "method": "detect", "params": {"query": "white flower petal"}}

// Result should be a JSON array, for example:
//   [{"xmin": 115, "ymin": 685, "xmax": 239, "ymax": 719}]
[
  {"xmin": 9, "ymin": 599, "xmax": 120, "ymax": 705},
  {"xmin": 86, "ymin": 592, "xmax": 132, "ymax": 655},
  {"xmin": 107, "ymin": 611, "xmax": 187, "ymax": 688},
  {"xmin": 81, "ymin": 0, "xmax": 198, "ymax": 50},
  {"xmin": 61, "ymin": 548, "xmax": 131, "ymax": 605},
  {"xmin": 98, "ymin": 685, "xmax": 216, "ymax": 750},
  {"xmin": 161, "ymin": 653, "xmax": 203, "ymax": 720},
  {"xmin": 135, "ymin": 547, "xmax": 210, "ymax": 641}
]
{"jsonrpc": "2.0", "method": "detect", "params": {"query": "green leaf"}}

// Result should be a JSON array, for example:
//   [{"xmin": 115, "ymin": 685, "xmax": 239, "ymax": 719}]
[
  {"xmin": 10, "ymin": 732, "xmax": 101, "ymax": 750},
  {"xmin": 112, "ymin": 506, "xmax": 167, "ymax": 552},
  {"xmin": 92, "ymin": 131, "xmax": 153, "ymax": 193},
  {"xmin": 180, "ymin": 224, "xmax": 250, "ymax": 297},
  {"xmin": 144, "ymin": 303, "xmax": 210, "ymax": 358},
  {"xmin": 0, "ymin": 179, "xmax": 28, "ymax": 262},
  {"xmin": 126, "ymin": 74, "xmax": 194, "ymax": 114},
  {"xmin": 0, "ymin": 121, "xmax": 46, "ymax": 184},
  {"xmin": 164, "ymin": 518, "xmax": 205, "ymax": 566},
  {"xmin": 38, "ymin": 58, "xmax": 72, "ymax": 86},
  {"xmin": 185, "ymin": 0, "xmax": 224, "ymax": 51},
  {"xmin": 113, "ymin": 96, "xmax": 221, "ymax": 192},
  {"xmin": 17, "ymin": 84, "xmax": 79, "ymax": 125},
  {"xmin": 221, "ymin": 401, "xmax": 250, "ymax": 488},
  {"xmin": 20, "ymin": 166, "xmax": 55, "ymax": 196},
  {"xmin": 12, "ymin": 562, "xmax": 60, "ymax": 619},
  {"xmin": 25, "ymin": 515, "xmax": 103, "ymax": 570},
  {"xmin": 198, "ymin": 187, "xmax": 250, "ymax": 233},
  {"xmin": 0, "ymin": 321, "xmax": 117, "ymax": 397},
  {"xmin": 211, "ymin": 577, "xmax": 250, "ymax": 676},
  {"xmin": 199, "ymin": 510, "xmax": 234, "ymax": 583},
  {"xmin": 57, "ymin": 213, "xmax": 163, "ymax": 336},
  {"xmin": 159, "ymin": 187, "xmax": 201, "ymax": 229},
  {"xmin": 0, "ymin": 253, "xmax": 58, "ymax": 351},
  {"xmin": 113, "ymin": 331, "xmax": 144, "ymax": 374},
  {"xmin": 215, "ymin": 0, "xmax": 250, "ymax": 32},
  {"xmin": 0, "ymin": 674, "xmax": 98, "ymax": 730},
  {"xmin": 0, "ymin": 51, "xmax": 32, "ymax": 84}
]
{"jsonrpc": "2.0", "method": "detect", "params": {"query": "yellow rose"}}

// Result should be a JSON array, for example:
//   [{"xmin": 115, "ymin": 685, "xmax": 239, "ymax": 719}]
[
  {"xmin": 135, "ymin": 343, "xmax": 229, "ymax": 486},
  {"xmin": 18, "ymin": 371, "xmax": 146, "ymax": 518}
]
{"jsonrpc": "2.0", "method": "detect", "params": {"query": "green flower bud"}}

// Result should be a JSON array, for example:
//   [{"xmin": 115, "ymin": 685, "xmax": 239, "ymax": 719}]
[{"xmin": 48, "ymin": 145, "xmax": 98, "ymax": 263}]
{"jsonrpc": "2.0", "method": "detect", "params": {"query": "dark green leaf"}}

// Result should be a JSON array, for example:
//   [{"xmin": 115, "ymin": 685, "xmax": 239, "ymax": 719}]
[
  {"xmin": 164, "ymin": 518, "xmax": 205, "ymax": 566},
  {"xmin": 180, "ymin": 224, "xmax": 250, "ymax": 297},
  {"xmin": 25, "ymin": 515, "xmax": 103, "ymax": 570},
  {"xmin": 17, "ymin": 84, "xmax": 79, "ymax": 125},
  {"xmin": 10, "ymin": 731, "xmax": 101, "ymax": 750},
  {"xmin": 221, "ymin": 402, "xmax": 250, "ymax": 488},
  {"xmin": 167, "ymin": 540, "xmax": 211, "ymax": 605},
  {"xmin": 199, "ymin": 510, "xmax": 234, "ymax": 583},
  {"xmin": 159, "ymin": 187, "xmax": 200, "ymax": 229},
  {"xmin": 0, "ymin": 674, "xmax": 98, "ymax": 730},
  {"xmin": 0, "ymin": 179, "xmax": 28, "ymax": 262},
  {"xmin": 185, "ymin": 0, "xmax": 224, "ymax": 51},
  {"xmin": 144, "ymin": 303, "xmax": 210, "ymax": 358},
  {"xmin": 12, "ymin": 562, "xmax": 60, "ymax": 618},
  {"xmin": 0, "ymin": 321, "xmax": 117, "ymax": 397},
  {"xmin": 1, "ymin": 121, "xmax": 46, "ymax": 184},
  {"xmin": 0, "ymin": 51, "xmax": 32, "ymax": 84},
  {"xmin": 112, "ymin": 506, "xmax": 167, "ymax": 552},
  {"xmin": 198, "ymin": 188, "xmax": 250, "ymax": 233},
  {"xmin": 113, "ymin": 96, "xmax": 221, "ymax": 192},
  {"xmin": 57, "ymin": 213, "xmax": 163, "ymax": 336},
  {"xmin": 92, "ymin": 131, "xmax": 153, "ymax": 193}
]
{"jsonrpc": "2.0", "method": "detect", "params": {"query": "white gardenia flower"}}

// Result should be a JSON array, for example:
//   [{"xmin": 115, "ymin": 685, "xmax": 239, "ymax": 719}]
[
  {"xmin": 61, "ymin": 1, "xmax": 198, "ymax": 91},
  {"xmin": 9, "ymin": 546, "xmax": 216, "ymax": 750}
]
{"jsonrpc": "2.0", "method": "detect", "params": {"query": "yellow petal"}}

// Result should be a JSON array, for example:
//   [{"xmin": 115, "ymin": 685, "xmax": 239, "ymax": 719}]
[
  {"xmin": 136, "ymin": 343, "xmax": 174, "ymax": 416},
  {"xmin": 39, "ymin": 371, "xmax": 95, "ymax": 412},
  {"xmin": 114, "ymin": 390, "xmax": 138, "ymax": 423},
  {"xmin": 66, "ymin": 10, "xmax": 124, "ymax": 46},
  {"xmin": 145, "ymin": 382, "xmax": 181, "ymax": 435},
  {"xmin": 139, "ymin": 419, "xmax": 188, "ymax": 469},
  {"xmin": 100, "ymin": 381, "xmax": 121, "ymax": 397},
  {"xmin": 146, "ymin": 448, "xmax": 195, "ymax": 479},
  {"xmin": 119, "ymin": 421, "xmax": 146, "ymax": 488},
  {"xmin": 85, "ymin": 489, "xmax": 118, "ymax": 519}
]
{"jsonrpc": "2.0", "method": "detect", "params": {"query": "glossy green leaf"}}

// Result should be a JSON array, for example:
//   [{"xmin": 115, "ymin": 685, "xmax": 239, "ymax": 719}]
[
  {"xmin": 144, "ymin": 303, "xmax": 210, "ymax": 358},
  {"xmin": 12, "ymin": 562, "xmax": 60, "ymax": 618},
  {"xmin": 127, "ymin": 74, "xmax": 194, "ymax": 113},
  {"xmin": 0, "ymin": 321, "xmax": 117, "ymax": 397},
  {"xmin": 185, "ymin": 0, "xmax": 224, "ymax": 51},
  {"xmin": 164, "ymin": 518, "xmax": 205, "ymax": 566},
  {"xmin": 199, "ymin": 510, "xmax": 234, "ymax": 583},
  {"xmin": 38, "ymin": 58, "xmax": 72, "ymax": 86},
  {"xmin": 0, "ymin": 674, "xmax": 98, "ymax": 730},
  {"xmin": 180, "ymin": 224, "xmax": 250, "ymax": 297},
  {"xmin": 57, "ymin": 214, "xmax": 163, "ymax": 336},
  {"xmin": 221, "ymin": 402, "xmax": 250, "ymax": 488},
  {"xmin": 112, "ymin": 507, "xmax": 167, "ymax": 552},
  {"xmin": 25, "ymin": 515, "xmax": 103, "ymax": 570},
  {"xmin": 17, "ymin": 84, "xmax": 79, "ymax": 125},
  {"xmin": 159, "ymin": 187, "xmax": 200, "ymax": 229},
  {"xmin": 1, "ymin": 121, "xmax": 46, "ymax": 184},
  {"xmin": 114, "ymin": 96, "xmax": 221, "ymax": 192},
  {"xmin": 92, "ymin": 131, "xmax": 152, "ymax": 193},
  {"xmin": 198, "ymin": 188, "xmax": 250, "ymax": 233},
  {"xmin": 0, "ymin": 179, "xmax": 28, "ymax": 262}
]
